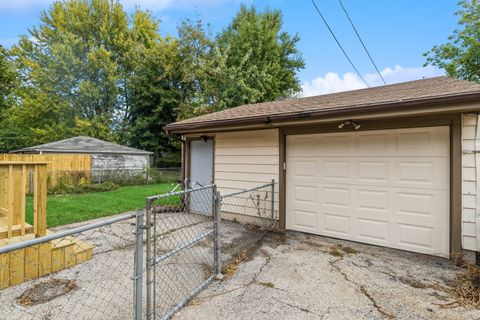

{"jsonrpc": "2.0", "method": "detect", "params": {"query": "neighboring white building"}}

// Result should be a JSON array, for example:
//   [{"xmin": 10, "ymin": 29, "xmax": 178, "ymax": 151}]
[{"xmin": 12, "ymin": 136, "xmax": 153, "ymax": 174}]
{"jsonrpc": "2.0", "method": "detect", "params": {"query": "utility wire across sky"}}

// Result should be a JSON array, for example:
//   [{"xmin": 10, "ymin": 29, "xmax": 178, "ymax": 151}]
[
  {"xmin": 309, "ymin": 0, "xmax": 378, "ymax": 88},
  {"xmin": 338, "ymin": 0, "xmax": 387, "ymax": 85},
  {"xmin": 309, "ymin": 0, "xmax": 369, "ymax": 87}
]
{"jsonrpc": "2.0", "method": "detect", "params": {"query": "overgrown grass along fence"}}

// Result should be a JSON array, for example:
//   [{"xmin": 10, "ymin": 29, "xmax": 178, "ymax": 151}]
[{"xmin": 47, "ymin": 167, "xmax": 181, "ymax": 195}]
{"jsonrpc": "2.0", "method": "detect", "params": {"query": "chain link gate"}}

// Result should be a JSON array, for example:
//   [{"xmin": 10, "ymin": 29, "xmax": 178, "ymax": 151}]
[
  {"xmin": 142, "ymin": 185, "xmax": 221, "ymax": 320},
  {"xmin": 135, "ymin": 181, "xmax": 276, "ymax": 320}
]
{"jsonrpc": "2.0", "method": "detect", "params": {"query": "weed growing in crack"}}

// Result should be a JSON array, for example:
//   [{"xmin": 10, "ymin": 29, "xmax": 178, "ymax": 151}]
[
  {"xmin": 329, "ymin": 249, "xmax": 344, "ymax": 257},
  {"xmin": 341, "ymin": 246, "xmax": 359, "ymax": 254},
  {"xmin": 260, "ymin": 282, "xmax": 275, "ymax": 288},
  {"xmin": 222, "ymin": 252, "xmax": 248, "ymax": 278}
]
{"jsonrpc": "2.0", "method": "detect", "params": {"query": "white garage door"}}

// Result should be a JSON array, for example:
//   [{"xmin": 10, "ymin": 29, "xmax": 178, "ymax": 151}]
[{"xmin": 286, "ymin": 126, "xmax": 450, "ymax": 256}]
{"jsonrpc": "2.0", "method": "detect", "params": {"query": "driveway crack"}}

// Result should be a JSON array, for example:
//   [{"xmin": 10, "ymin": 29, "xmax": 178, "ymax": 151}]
[
  {"xmin": 192, "ymin": 249, "xmax": 273, "ymax": 305},
  {"xmin": 238, "ymin": 249, "xmax": 272, "ymax": 302},
  {"xmin": 329, "ymin": 257, "xmax": 396, "ymax": 319},
  {"xmin": 271, "ymin": 297, "xmax": 311, "ymax": 313}
]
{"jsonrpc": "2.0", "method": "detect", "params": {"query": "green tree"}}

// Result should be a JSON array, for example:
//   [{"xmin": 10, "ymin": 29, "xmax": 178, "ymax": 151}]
[
  {"xmin": 0, "ymin": 45, "xmax": 16, "ymax": 117},
  {"xmin": 0, "ymin": 46, "xmax": 20, "ymax": 151},
  {"xmin": 214, "ymin": 5, "xmax": 304, "ymax": 108},
  {"xmin": 124, "ymin": 38, "xmax": 183, "ymax": 166},
  {"xmin": 8, "ymin": 0, "xmax": 159, "ymax": 149},
  {"xmin": 3, "ymin": 2, "xmax": 305, "ymax": 163},
  {"xmin": 175, "ymin": 18, "xmax": 217, "ymax": 119},
  {"xmin": 177, "ymin": 6, "xmax": 304, "ymax": 119},
  {"xmin": 424, "ymin": 0, "xmax": 480, "ymax": 82}
]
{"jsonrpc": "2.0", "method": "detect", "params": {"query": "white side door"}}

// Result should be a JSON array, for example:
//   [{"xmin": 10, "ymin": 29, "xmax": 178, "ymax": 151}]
[{"xmin": 189, "ymin": 139, "xmax": 214, "ymax": 215}]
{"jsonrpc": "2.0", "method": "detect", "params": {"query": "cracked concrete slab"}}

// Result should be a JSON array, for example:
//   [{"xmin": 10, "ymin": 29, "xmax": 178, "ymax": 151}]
[{"xmin": 175, "ymin": 231, "xmax": 480, "ymax": 320}]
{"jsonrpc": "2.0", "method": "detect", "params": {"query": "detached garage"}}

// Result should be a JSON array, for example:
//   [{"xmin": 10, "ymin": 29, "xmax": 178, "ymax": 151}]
[{"xmin": 165, "ymin": 77, "xmax": 480, "ymax": 259}]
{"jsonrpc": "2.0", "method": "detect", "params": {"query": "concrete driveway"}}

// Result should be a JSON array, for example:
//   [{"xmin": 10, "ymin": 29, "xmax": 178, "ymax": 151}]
[{"xmin": 175, "ymin": 231, "xmax": 480, "ymax": 320}]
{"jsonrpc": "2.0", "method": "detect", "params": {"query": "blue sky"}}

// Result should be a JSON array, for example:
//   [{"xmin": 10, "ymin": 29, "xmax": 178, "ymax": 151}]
[{"xmin": 0, "ymin": 0, "xmax": 459, "ymax": 96}]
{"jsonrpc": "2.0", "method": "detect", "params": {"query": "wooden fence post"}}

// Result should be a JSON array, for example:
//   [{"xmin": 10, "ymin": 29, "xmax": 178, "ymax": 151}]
[
  {"xmin": 20, "ymin": 165, "xmax": 26, "ymax": 236},
  {"xmin": 7, "ymin": 165, "xmax": 13, "ymax": 238},
  {"xmin": 34, "ymin": 164, "xmax": 48, "ymax": 238}
]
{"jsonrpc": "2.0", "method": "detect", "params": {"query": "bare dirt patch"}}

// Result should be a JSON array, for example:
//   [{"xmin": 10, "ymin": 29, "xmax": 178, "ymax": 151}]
[{"xmin": 16, "ymin": 279, "xmax": 78, "ymax": 306}]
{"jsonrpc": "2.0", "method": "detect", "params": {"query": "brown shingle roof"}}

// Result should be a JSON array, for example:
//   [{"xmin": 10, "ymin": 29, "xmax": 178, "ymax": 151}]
[{"xmin": 165, "ymin": 76, "xmax": 480, "ymax": 132}]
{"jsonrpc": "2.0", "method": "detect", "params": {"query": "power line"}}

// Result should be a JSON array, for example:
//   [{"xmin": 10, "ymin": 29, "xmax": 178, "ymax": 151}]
[
  {"xmin": 309, "ymin": 0, "xmax": 369, "ymax": 88},
  {"xmin": 338, "ymin": 0, "xmax": 386, "ymax": 85}
]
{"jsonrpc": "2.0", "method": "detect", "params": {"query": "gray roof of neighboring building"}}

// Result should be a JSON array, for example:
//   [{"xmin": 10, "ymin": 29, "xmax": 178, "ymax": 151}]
[{"xmin": 12, "ymin": 136, "xmax": 153, "ymax": 155}]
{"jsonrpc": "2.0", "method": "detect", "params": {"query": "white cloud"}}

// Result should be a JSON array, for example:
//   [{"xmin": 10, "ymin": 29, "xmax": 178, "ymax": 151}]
[{"xmin": 301, "ymin": 65, "xmax": 445, "ymax": 97}]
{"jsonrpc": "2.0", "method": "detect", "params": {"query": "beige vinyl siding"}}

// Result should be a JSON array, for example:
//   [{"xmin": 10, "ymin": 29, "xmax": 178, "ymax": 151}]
[
  {"xmin": 214, "ymin": 129, "xmax": 279, "ymax": 219},
  {"xmin": 462, "ymin": 113, "xmax": 478, "ymax": 251}
]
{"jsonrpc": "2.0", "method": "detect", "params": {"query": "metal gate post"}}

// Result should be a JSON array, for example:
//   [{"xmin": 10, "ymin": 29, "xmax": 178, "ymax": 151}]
[
  {"xmin": 214, "ymin": 190, "xmax": 222, "ymax": 276},
  {"xmin": 134, "ymin": 210, "xmax": 145, "ymax": 320},
  {"xmin": 271, "ymin": 179, "xmax": 275, "ymax": 220},
  {"xmin": 145, "ymin": 198, "xmax": 153, "ymax": 320}
]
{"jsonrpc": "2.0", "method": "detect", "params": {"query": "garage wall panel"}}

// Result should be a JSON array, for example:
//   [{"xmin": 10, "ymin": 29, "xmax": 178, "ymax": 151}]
[
  {"xmin": 214, "ymin": 129, "xmax": 279, "ymax": 219},
  {"xmin": 462, "ymin": 113, "xmax": 478, "ymax": 251}
]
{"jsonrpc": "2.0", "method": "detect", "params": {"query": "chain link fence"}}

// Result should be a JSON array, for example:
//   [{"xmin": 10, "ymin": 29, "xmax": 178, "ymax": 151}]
[
  {"xmin": 0, "ymin": 212, "xmax": 143, "ymax": 320},
  {"xmin": 145, "ymin": 184, "xmax": 220, "ymax": 320},
  {"xmin": 40, "ymin": 167, "xmax": 180, "ymax": 195},
  {"xmin": 220, "ymin": 181, "xmax": 277, "ymax": 269},
  {"xmin": 0, "ymin": 181, "xmax": 277, "ymax": 320}
]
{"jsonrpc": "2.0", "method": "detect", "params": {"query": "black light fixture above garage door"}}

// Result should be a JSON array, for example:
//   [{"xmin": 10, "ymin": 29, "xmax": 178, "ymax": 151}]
[
  {"xmin": 200, "ymin": 135, "xmax": 209, "ymax": 142},
  {"xmin": 338, "ymin": 119, "xmax": 361, "ymax": 130}
]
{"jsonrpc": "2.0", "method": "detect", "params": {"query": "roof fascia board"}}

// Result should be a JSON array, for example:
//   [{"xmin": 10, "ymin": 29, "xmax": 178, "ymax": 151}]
[{"xmin": 166, "ymin": 96, "xmax": 480, "ymax": 134}]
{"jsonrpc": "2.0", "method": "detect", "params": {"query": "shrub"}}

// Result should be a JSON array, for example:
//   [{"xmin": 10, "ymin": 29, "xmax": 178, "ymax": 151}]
[{"xmin": 49, "ymin": 180, "xmax": 118, "ymax": 195}]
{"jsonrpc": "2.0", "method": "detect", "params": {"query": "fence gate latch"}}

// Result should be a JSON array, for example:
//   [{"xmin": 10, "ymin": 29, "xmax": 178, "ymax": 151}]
[{"xmin": 140, "ymin": 222, "xmax": 154, "ymax": 230}]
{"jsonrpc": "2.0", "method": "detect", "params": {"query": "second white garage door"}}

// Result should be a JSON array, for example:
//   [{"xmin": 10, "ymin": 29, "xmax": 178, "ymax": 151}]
[{"xmin": 286, "ymin": 126, "xmax": 450, "ymax": 256}]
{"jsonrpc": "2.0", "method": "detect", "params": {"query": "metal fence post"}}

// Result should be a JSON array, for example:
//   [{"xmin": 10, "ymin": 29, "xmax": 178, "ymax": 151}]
[
  {"xmin": 214, "ymin": 190, "xmax": 222, "ymax": 276},
  {"xmin": 134, "ymin": 210, "xmax": 145, "ymax": 320},
  {"xmin": 271, "ymin": 179, "xmax": 275, "ymax": 220},
  {"xmin": 145, "ymin": 199, "xmax": 153, "ymax": 320}
]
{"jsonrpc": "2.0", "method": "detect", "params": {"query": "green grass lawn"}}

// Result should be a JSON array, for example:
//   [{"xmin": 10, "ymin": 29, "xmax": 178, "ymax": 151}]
[{"xmin": 26, "ymin": 183, "xmax": 176, "ymax": 228}]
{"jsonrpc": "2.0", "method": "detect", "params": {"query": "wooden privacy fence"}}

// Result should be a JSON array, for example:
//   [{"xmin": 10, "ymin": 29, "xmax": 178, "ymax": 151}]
[
  {"xmin": 0, "ymin": 161, "xmax": 48, "ymax": 239},
  {"xmin": 0, "ymin": 154, "xmax": 91, "ymax": 190},
  {"xmin": 0, "ymin": 160, "xmax": 94, "ymax": 289}
]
